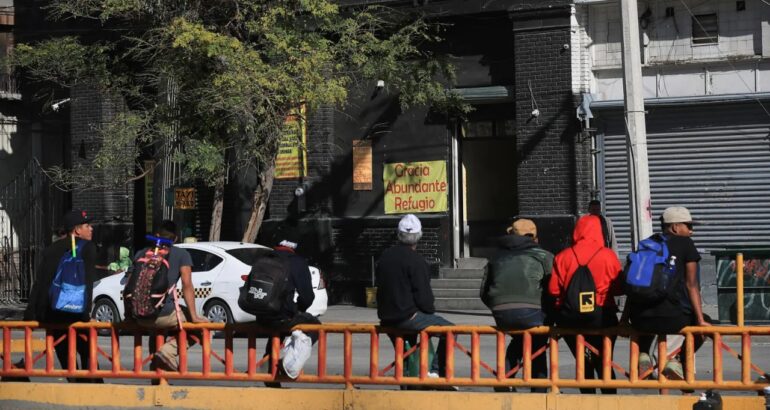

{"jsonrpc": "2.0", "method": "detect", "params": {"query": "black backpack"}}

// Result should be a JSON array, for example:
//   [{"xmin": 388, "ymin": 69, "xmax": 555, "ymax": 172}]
[
  {"xmin": 561, "ymin": 247, "xmax": 602, "ymax": 324},
  {"xmin": 238, "ymin": 251, "xmax": 291, "ymax": 316},
  {"xmin": 123, "ymin": 247, "xmax": 171, "ymax": 320}
]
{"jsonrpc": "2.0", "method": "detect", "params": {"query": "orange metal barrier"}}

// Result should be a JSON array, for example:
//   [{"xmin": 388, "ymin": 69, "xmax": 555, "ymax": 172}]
[{"xmin": 1, "ymin": 321, "xmax": 768, "ymax": 393}]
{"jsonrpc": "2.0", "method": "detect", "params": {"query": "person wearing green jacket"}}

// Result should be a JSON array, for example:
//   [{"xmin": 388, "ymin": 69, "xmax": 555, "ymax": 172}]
[{"xmin": 481, "ymin": 218, "xmax": 554, "ymax": 393}]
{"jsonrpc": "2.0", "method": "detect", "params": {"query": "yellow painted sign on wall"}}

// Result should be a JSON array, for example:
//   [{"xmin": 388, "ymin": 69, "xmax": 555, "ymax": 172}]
[
  {"xmin": 275, "ymin": 106, "xmax": 307, "ymax": 179},
  {"xmin": 174, "ymin": 188, "xmax": 196, "ymax": 210},
  {"xmin": 353, "ymin": 140, "xmax": 373, "ymax": 190},
  {"xmin": 383, "ymin": 160, "xmax": 448, "ymax": 214}
]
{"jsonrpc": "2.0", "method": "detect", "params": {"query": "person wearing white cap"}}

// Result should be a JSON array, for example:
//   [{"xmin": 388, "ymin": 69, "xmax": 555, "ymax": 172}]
[
  {"xmin": 626, "ymin": 206, "xmax": 710, "ymax": 383},
  {"xmin": 375, "ymin": 214, "xmax": 455, "ymax": 386}
]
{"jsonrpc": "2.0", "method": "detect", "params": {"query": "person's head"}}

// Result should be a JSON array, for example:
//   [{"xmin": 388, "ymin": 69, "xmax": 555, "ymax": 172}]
[
  {"xmin": 506, "ymin": 218, "xmax": 538, "ymax": 243},
  {"xmin": 588, "ymin": 200, "xmax": 602, "ymax": 216},
  {"xmin": 155, "ymin": 220, "xmax": 178, "ymax": 242},
  {"xmin": 397, "ymin": 214, "xmax": 422, "ymax": 246},
  {"xmin": 62, "ymin": 209, "xmax": 93, "ymax": 241},
  {"xmin": 660, "ymin": 206, "xmax": 697, "ymax": 238}
]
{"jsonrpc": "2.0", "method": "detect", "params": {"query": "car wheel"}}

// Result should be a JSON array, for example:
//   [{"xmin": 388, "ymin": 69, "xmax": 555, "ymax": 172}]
[
  {"xmin": 204, "ymin": 300, "xmax": 233, "ymax": 324},
  {"xmin": 92, "ymin": 298, "xmax": 120, "ymax": 336}
]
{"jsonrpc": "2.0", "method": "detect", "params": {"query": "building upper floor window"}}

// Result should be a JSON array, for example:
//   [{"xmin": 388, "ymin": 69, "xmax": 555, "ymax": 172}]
[{"xmin": 692, "ymin": 13, "xmax": 718, "ymax": 44}]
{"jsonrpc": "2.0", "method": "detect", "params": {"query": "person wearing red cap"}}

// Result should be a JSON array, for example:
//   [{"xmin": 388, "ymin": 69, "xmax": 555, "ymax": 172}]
[
  {"xmin": 22, "ymin": 209, "xmax": 101, "ymax": 382},
  {"xmin": 548, "ymin": 214, "xmax": 622, "ymax": 394}
]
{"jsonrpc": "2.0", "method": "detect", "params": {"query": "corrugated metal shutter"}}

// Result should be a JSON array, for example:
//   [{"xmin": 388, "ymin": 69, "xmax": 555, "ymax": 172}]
[{"xmin": 599, "ymin": 103, "xmax": 770, "ymax": 252}]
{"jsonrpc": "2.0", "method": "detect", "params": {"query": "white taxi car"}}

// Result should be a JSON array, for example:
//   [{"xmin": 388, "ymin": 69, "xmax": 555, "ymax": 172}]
[{"xmin": 91, "ymin": 241, "xmax": 328, "ymax": 326}]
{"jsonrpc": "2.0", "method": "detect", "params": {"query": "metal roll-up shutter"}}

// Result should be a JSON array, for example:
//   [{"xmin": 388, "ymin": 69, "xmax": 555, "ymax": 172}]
[{"xmin": 599, "ymin": 103, "xmax": 770, "ymax": 252}]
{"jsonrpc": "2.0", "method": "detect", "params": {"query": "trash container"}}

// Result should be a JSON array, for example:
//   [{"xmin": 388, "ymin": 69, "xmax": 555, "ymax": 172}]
[{"xmin": 711, "ymin": 247, "xmax": 770, "ymax": 325}]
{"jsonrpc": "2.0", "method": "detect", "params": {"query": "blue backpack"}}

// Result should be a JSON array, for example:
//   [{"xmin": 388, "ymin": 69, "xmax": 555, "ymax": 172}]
[
  {"xmin": 623, "ymin": 234, "xmax": 678, "ymax": 305},
  {"xmin": 49, "ymin": 239, "xmax": 87, "ymax": 314}
]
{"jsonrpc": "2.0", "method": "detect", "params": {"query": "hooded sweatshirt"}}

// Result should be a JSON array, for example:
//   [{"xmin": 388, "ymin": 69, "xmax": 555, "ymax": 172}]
[
  {"xmin": 481, "ymin": 235, "xmax": 554, "ymax": 309},
  {"xmin": 548, "ymin": 215, "xmax": 622, "ymax": 309}
]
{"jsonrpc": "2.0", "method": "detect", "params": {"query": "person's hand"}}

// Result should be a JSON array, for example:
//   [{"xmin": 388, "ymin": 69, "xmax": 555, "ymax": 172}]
[
  {"xmin": 696, "ymin": 317, "xmax": 711, "ymax": 327},
  {"xmin": 191, "ymin": 315, "xmax": 210, "ymax": 324}
]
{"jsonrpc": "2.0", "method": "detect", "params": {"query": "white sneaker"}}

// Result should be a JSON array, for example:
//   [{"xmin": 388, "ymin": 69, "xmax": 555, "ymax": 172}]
[{"xmin": 427, "ymin": 372, "xmax": 459, "ymax": 391}]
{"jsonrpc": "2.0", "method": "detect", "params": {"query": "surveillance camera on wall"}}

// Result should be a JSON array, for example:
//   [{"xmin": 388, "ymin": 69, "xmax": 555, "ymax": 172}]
[{"xmin": 51, "ymin": 98, "xmax": 71, "ymax": 112}]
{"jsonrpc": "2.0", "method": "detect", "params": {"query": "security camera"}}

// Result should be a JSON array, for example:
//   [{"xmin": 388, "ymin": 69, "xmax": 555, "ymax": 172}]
[{"xmin": 51, "ymin": 98, "xmax": 71, "ymax": 112}]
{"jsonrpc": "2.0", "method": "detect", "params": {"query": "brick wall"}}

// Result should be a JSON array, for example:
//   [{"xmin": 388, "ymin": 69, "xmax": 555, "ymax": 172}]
[
  {"xmin": 69, "ymin": 85, "xmax": 134, "ymax": 265},
  {"xmin": 268, "ymin": 105, "xmax": 335, "ymax": 219},
  {"xmin": 70, "ymin": 85, "xmax": 133, "ymax": 222},
  {"xmin": 512, "ymin": 7, "xmax": 592, "ymax": 216}
]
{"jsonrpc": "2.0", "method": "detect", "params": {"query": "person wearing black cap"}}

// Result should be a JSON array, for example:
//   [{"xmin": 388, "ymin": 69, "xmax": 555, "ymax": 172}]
[{"xmin": 22, "ymin": 209, "xmax": 102, "ymax": 382}]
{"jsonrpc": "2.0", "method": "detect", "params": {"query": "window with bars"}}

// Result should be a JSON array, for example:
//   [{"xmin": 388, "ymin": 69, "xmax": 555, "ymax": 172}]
[{"xmin": 692, "ymin": 13, "xmax": 718, "ymax": 44}]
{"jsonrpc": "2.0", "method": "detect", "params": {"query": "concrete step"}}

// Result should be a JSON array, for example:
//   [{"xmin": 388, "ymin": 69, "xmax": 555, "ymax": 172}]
[
  {"xmin": 434, "ymin": 297, "xmax": 487, "ymax": 310},
  {"xmin": 439, "ymin": 267, "xmax": 485, "ymax": 279},
  {"xmin": 433, "ymin": 288, "xmax": 479, "ymax": 298},
  {"xmin": 456, "ymin": 257, "xmax": 488, "ymax": 270},
  {"xmin": 431, "ymin": 278, "xmax": 482, "ymax": 289}
]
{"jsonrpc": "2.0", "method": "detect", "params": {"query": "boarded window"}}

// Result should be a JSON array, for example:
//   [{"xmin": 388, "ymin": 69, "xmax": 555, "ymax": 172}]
[{"xmin": 692, "ymin": 14, "xmax": 718, "ymax": 44}]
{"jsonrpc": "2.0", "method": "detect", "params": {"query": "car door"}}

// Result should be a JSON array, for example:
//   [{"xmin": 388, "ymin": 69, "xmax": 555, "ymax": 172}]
[{"xmin": 183, "ymin": 248, "xmax": 225, "ymax": 314}]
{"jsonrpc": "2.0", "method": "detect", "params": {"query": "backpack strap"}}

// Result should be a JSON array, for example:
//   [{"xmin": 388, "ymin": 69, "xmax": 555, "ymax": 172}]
[
  {"xmin": 170, "ymin": 284, "xmax": 184, "ymax": 328},
  {"xmin": 570, "ymin": 246, "xmax": 602, "ymax": 267}
]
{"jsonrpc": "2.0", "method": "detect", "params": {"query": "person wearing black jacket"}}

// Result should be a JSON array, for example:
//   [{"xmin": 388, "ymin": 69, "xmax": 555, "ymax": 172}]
[
  {"xmin": 23, "ymin": 209, "xmax": 102, "ymax": 382},
  {"xmin": 376, "ymin": 214, "xmax": 454, "ymax": 380},
  {"xmin": 257, "ymin": 235, "xmax": 320, "ymax": 387}
]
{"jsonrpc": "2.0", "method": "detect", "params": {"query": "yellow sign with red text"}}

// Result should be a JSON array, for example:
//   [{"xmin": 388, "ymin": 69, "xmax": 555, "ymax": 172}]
[
  {"xmin": 383, "ymin": 161, "xmax": 448, "ymax": 214},
  {"xmin": 275, "ymin": 106, "xmax": 307, "ymax": 179}
]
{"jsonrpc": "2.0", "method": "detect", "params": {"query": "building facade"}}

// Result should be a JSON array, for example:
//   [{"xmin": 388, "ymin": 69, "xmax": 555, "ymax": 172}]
[
  {"xmin": 249, "ymin": 0, "xmax": 592, "ymax": 305},
  {"xmin": 573, "ymin": 0, "xmax": 770, "ymax": 252}
]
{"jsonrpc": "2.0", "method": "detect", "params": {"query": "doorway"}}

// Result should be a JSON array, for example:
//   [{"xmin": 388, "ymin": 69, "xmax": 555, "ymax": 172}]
[{"xmin": 459, "ymin": 104, "xmax": 517, "ymax": 259}]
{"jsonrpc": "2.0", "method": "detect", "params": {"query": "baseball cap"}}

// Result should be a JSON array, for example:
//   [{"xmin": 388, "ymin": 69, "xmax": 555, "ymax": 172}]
[
  {"xmin": 398, "ymin": 214, "xmax": 422, "ymax": 234},
  {"xmin": 507, "ymin": 218, "xmax": 537, "ymax": 237},
  {"xmin": 62, "ymin": 209, "xmax": 92, "ymax": 231},
  {"xmin": 661, "ymin": 206, "xmax": 700, "ymax": 224}
]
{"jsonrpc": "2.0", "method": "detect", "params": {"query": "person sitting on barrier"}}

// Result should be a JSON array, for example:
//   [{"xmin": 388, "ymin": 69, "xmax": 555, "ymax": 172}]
[
  {"xmin": 248, "ymin": 229, "xmax": 321, "ymax": 388},
  {"xmin": 481, "ymin": 218, "xmax": 553, "ymax": 393},
  {"xmin": 22, "ymin": 209, "xmax": 103, "ymax": 383},
  {"xmin": 625, "ymin": 206, "xmax": 710, "ymax": 382},
  {"xmin": 376, "ymin": 214, "xmax": 456, "ymax": 389},
  {"xmin": 548, "ymin": 214, "xmax": 622, "ymax": 394},
  {"xmin": 130, "ymin": 220, "xmax": 208, "ymax": 373}
]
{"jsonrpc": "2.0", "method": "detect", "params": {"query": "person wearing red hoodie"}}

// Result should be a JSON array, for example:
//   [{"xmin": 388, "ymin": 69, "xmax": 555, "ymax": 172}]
[{"xmin": 548, "ymin": 215, "xmax": 622, "ymax": 394}]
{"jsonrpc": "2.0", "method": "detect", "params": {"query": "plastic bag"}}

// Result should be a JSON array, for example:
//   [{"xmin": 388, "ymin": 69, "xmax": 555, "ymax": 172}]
[
  {"xmin": 404, "ymin": 339, "xmax": 435, "ymax": 377},
  {"xmin": 280, "ymin": 330, "xmax": 312, "ymax": 379}
]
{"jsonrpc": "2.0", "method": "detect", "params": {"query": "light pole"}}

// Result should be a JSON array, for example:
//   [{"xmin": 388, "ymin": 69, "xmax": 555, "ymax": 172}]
[{"xmin": 619, "ymin": 0, "xmax": 653, "ymax": 247}]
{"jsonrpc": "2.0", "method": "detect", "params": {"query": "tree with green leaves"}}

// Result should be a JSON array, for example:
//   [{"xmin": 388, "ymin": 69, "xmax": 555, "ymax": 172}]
[{"xmin": 12, "ymin": 0, "xmax": 465, "ymax": 241}]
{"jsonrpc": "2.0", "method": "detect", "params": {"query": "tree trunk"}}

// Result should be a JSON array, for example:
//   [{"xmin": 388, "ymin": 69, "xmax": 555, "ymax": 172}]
[
  {"xmin": 208, "ymin": 178, "xmax": 225, "ymax": 241},
  {"xmin": 241, "ymin": 162, "xmax": 276, "ymax": 243}
]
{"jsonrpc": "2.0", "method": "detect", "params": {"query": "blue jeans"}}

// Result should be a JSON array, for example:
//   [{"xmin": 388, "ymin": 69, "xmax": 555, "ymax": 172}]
[
  {"xmin": 387, "ymin": 311, "xmax": 453, "ymax": 376},
  {"xmin": 492, "ymin": 308, "xmax": 548, "ymax": 393}
]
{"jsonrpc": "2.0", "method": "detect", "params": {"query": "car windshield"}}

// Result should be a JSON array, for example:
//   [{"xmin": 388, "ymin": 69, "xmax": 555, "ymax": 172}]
[{"xmin": 226, "ymin": 248, "xmax": 274, "ymax": 265}]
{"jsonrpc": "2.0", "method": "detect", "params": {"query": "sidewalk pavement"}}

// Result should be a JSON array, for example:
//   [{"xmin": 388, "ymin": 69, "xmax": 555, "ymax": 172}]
[{"xmin": 0, "ymin": 302, "xmax": 25, "ymax": 320}]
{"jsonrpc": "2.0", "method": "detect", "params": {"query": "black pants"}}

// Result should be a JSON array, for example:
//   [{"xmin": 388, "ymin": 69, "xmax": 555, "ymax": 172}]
[
  {"xmin": 49, "ymin": 328, "xmax": 103, "ymax": 383},
  {"xmin": 258, "ymin": 312, "xmax": 321, "ymax": 368},
  {"xmin": 557, "ymin": 308, "xmax": 618, "ymax": 394}
]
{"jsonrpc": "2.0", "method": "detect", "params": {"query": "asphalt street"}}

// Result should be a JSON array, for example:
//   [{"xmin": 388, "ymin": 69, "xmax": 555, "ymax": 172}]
[{"xmin": 7, "ymin": 305, "xmax": 769, "ymax": 396}]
